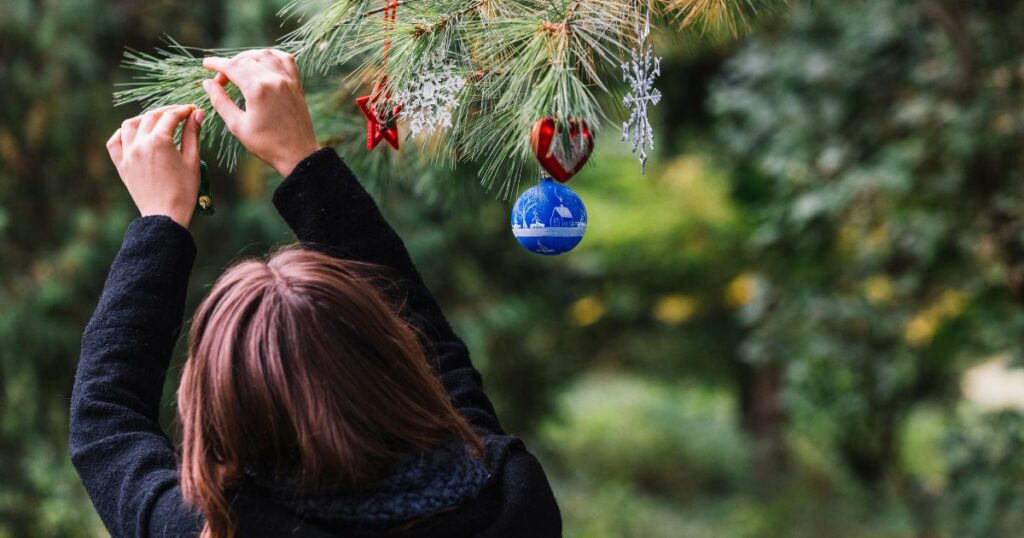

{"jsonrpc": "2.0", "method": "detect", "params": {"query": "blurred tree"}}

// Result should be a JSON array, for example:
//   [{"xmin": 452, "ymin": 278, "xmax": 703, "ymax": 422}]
[
  {"xmin": 0, "ymin": 1, "xmax": 754, "ymax": 535},
  {"xmin": 711, "ymin": 0, "xmax": 1024, "ymax": 526},
  {"xmin": 945, "ymin": 410, "xmax": 1024, "ymax": 537},
  {"xmin": 0, "ymin": 0, "xmax": 294, "ymax": 533},
  {"xmin": 12, "ymin": 0, "xmax": 1024, "ymax": 536}
]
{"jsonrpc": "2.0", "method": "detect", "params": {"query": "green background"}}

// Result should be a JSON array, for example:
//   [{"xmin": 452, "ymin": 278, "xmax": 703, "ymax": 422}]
[{"xmin": 4, "ymin": 0, "xmax": 1024, "ymax": 536}]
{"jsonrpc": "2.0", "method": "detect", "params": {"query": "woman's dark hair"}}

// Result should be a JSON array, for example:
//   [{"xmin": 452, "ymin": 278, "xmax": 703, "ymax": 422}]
[{"xmin": 177, "ymin": 247, "xmax": 482, "ymax": 538}]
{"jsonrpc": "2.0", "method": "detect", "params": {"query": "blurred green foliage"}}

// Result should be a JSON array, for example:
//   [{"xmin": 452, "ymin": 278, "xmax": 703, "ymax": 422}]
[
  {"xmin": 714, "ymin": 0, "xmax": 1024, "ymax": 506},
  {"xmin": 5, "ymin": 0, "xmax": 1024, "ymax": 536},
  {"xmin": 542, "ymin": 375, "xmax": 750, "ymax": 495}
]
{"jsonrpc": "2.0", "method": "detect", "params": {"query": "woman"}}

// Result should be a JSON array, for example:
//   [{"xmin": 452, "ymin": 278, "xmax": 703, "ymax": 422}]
[{"xmin": 69, "ymin": 49, "xmax": 561, "ymax": 538}]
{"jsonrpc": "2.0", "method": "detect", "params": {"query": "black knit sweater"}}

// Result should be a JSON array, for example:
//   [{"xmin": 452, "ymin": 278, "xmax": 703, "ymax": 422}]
[{"xmin": 69, "ymin": 148, "xmax": 562, "ymax": 537}]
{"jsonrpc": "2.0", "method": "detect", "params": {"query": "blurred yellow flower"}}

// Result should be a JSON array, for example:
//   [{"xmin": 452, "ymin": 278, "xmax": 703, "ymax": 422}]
[
  {"xmin": 903, "ymin": 289, "xmax": 968, "ymax": 347},
  {"xmin": 25, "ymin": 102, "xmax": 48, "ymax": 146},
  {"xmin": 653, "ymin": 294, "xmax": 697, "ymax": 325},
  {"xmin": 864, "ymin": 275, "xmax": 894, "ymax": 304},
  {"xmin": 0, "ymin": 129, "xmax": 17, "ymax": 165},
  {"xmin": 569, "ymin": 295, "xmax": 605, "ymax": 327},
  {"xmin": 726, "ymin": 273, "xmax": 757, "ymax": 308},
  {"xmin": 904, "ymin": 314, "xmax": 937, "ymax": 347},
  {"xmin": 935, "ymin": 290, "xmax": 966, "ymax": 317}
]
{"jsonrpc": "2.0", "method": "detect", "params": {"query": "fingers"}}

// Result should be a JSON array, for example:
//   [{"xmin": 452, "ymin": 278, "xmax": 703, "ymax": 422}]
[
  {"xmin": 251, "ymin": 49, "xmax": 290, "ymax": 78},
  {"xmin": 180, "ymin": 108, "xmax": 204, "ymax": 165},
  {"xmin": 202, "ymin": 78, "xmax": 244, "ymax": 130},
  {"xmin": 203, "ymin": 55, "xmax": 262, "ymax": 89},
  {"xmin": 202, "ymin": 55, "xmax": 235, "ymax": 75},
  {"xmin": 204, "ymin": 49, "xmax": 294, "ymax": 88},
  {"xmin": 138, "ymin": 110, "xmax": 160, "ymax": 135},
  {"xmin": 137, "ymin": 104, "xmax": 184, "ymax": 136},
  {"xmin": 153, "ymin": 105, "xmax": 195, "ymax": 138},
  {"xmin": 120, "ymin": 116, "xmax": 140, "ymax": 148},
  {"xmin": 269, "ymin": 49, "xmax": 301, "ymax": 81},
  {"xmin": 117, "ymin": 105, "xmax": 196, "ymax": 155},
  {"xmin": 234, "ymin": 49, "xmax": 290, "ymax": 78},
  {"xmin": 106, "ymin": 129, "xmax": 123, "ymax": 164}
]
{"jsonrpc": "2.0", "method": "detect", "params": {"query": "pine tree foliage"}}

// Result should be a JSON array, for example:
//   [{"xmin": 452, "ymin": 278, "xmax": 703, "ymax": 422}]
[
  {"xmin": 670, "ymin": 0, "xmax": 781, "ymax": 35},
  {"xmin": 114, "ymin": 0, "xmax": 785, "ymax": 196}
]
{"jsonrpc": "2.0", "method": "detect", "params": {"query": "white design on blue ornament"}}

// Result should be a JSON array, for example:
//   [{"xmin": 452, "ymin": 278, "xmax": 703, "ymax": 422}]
[{"xmin": 511, "ymin": 177, "xmax": 587, "ymax": 255}]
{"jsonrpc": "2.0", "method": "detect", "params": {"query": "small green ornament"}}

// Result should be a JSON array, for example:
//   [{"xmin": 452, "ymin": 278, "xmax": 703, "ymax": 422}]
[{"xmin": 195, "ymin": 160, "xmax": 215, "ymax": 216}]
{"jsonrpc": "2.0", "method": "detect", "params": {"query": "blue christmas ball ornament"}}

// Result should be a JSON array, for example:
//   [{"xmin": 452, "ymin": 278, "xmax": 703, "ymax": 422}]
[{"xmin": 511, "ymin": 177, "xmax": 587, "ymax": 255}]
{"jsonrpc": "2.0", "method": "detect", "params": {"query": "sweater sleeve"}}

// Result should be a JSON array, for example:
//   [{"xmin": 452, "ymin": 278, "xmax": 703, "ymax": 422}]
[
  {"xmin": 272, "ymin": 148, "xmax": 505, "ymax": 436},
  {"xmin": 69, "ymin": 216, "xmax": 203, "ymax": 538}
]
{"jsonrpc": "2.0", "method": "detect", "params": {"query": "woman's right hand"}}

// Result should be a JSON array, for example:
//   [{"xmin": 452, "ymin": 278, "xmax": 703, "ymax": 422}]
[{"xmin": 202, "ymin": 49, "xmax": 319, "ymax": 176}]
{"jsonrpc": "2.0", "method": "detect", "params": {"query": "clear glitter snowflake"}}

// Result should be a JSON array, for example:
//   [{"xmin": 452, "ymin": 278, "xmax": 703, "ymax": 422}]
[
  {"xmin": 621, "ymin": 16, "xmax": 662, "ymax": 174},
  {"xmin": 394, "ymin": 50, "xmax": 466, "ymax": 136}
]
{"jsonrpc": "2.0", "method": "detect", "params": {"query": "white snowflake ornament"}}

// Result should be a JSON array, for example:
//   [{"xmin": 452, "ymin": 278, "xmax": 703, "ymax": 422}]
[
  {"xmin": 394, "ymin": 50, "xmax": 466, "ymax": 136},
  {"xmin": 621, "ymin": 15, "xmax": 662, "ymax": 174}
]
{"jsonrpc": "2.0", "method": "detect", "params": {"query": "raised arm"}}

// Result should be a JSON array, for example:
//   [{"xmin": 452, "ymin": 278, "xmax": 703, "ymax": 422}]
[
  {"xmin": 70, "ymin": 105, "xmax": 206, "ymax": 537},
  {"xmin": 201, "ymin": 49, "xmax": 505, "ymax": 436},
  {"xmin": 71, "ymin": 217, "xmax": 203, "ymax": 537}
]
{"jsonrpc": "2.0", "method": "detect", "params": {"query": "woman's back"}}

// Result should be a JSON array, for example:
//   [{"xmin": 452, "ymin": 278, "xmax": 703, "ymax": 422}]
[{"xmin": 70, "ymin": 48, "xmax": 560, "ymax": 537}]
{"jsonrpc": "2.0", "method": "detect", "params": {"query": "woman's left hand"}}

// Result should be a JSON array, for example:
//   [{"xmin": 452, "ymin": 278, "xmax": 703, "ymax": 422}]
[
  {"xmin": 201, "ymin": 49, "xmax": 319, "ymax": 177},
  {"xmin": 107, "ymin": 105, "xmax": 204, "ymax": 228}
]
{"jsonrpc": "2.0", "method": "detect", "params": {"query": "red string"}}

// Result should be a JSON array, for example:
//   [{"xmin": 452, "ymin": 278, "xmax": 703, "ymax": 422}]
[
  {"xmin": 374, "ymin": 0, "xmax": 398, "ymax": 102},
  {"xmin": 382, "ymin": 0, "xmax": 397, "ymax": 65}
]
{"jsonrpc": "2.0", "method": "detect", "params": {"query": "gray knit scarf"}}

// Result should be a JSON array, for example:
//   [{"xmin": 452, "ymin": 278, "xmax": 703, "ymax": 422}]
[{"xmin": 245, "ymin": 440, "xmax": 490, "ymax": 526}]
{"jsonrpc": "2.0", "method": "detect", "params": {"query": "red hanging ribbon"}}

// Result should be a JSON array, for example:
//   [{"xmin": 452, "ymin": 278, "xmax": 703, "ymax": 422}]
[{"xmin": 356, "ymin": 0, "xmax": 401, "ymax": 150}]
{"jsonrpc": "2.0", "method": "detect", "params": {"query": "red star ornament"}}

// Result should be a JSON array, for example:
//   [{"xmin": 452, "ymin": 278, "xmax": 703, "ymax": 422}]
[{"xmin": 356, "ymin": 93, "xmax": 402, "ymax": 150}]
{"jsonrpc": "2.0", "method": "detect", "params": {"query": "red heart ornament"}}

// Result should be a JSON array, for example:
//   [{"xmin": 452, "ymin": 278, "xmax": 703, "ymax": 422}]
[{"xmin": 530, "ymin": 117, "xmax": 593, "ymax": 183}]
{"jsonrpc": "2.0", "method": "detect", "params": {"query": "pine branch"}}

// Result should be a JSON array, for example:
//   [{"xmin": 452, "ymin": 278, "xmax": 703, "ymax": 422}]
[
  {"xmin": 114, "ymin": 41, "xmax": 246, "ymax": 169},
  {"xmin": 665, "ymin": 0, "xmax": 787, "ymax": 35},
  {"xmin": 113, "ymin": 0, "xmax": 789, "ymax": 196}
]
